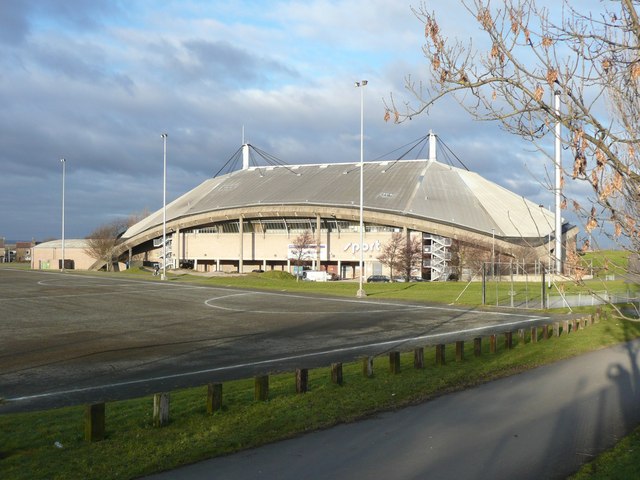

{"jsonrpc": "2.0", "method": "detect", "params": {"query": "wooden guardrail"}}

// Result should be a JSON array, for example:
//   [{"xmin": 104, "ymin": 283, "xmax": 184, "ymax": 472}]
[{"xmin": 82, "ymin": 310, "xmax": 601, "ymax": 441}]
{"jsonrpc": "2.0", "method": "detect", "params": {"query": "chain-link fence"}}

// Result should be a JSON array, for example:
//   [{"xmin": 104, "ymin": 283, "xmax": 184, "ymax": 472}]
[
  {"xmin": 461, "ymin": 262, "xmax": 639, "ymax": 310},
  {"xmin": 478, "ymin": 262, "xmax": 546, "ymax": 309}
]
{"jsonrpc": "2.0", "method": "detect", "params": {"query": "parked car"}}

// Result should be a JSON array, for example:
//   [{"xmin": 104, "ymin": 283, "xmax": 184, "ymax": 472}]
[
  {"xmin": 392, "ymin": 276, "xmax": 407, "ymax": 282},
  {"xmin": 367, "ymin": 274, "xmax": 391, "ymax": 283},
  {"xmin": 303, "ymin": 270, "xmax": 331, "ymax": 282}
]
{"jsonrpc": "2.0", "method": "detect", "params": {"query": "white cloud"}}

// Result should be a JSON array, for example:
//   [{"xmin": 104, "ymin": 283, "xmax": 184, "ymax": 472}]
[{"xmin": 0, "ymin": 0, "xmax": 600, "ymax": 247}]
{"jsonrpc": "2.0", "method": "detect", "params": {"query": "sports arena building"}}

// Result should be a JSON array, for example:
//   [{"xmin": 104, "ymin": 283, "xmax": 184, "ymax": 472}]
[{"xmin": 113, "ymin": 135, "xmax": 577, "ymax": 281}]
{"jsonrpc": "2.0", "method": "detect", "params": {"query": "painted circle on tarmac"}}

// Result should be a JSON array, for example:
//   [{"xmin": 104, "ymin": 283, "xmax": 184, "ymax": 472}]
[{"xmin": 204, "ymin": 292, "xmax": 417, "ymax": 315}]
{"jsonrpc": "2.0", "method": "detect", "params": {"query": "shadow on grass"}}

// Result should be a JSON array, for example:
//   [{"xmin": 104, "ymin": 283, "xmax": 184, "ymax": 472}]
[{"xmin": 365, "ymin": 283, "xmax": 418, "ymax": 297}]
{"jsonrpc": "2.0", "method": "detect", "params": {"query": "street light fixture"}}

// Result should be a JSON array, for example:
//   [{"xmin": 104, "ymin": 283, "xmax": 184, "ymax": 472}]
[
  {"xmin": 355, "ymin": 80, "xmax": 367, "ymax": 298},
  {"xmin": 161, "ymin": 133, "xmax": 168, "ymax": 281},
  {"xmin": 60, "ymin": 158, "xmax": 66, "ymax": 271}
]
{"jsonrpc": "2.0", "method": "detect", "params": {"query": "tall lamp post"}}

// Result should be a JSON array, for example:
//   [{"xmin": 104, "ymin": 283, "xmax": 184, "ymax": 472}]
[
  {"xmin": 491, "ymin": 228, "xmax": 495, "ymax": 277},
  {"xmin": 60, "ymin": 158, "xmax": 66, "ymax": 271},
  {"xmin": 161, "ymin": 133, "xmax": 168, "ymax": 281},
  {"xmin": 355, "ymin": 80, "xmax": 367, "ymax": 298},
  {"xmin": 554, "ymin": 90, "xmax": 563, "ymax": 275}
]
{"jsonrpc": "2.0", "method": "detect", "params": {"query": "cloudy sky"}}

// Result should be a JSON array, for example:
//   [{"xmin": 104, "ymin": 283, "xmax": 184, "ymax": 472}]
[{"xmin": 0, "ymin": 0, "xmax": 594, "ymax": 245}]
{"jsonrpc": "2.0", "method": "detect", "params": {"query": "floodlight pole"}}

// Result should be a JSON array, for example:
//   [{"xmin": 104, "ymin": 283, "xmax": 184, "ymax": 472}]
[
  {"xmin": 60, "ymin": 158, "xmax": 66, "ymax": 271},
  {"xmin": 161, "ymin": 133, "xmax": 168, "ymax": 281},
  {"xmin": 355, "ymin": 80, "xmax": 367, "ymax": 298},
  {"xmin": 554, "ymin": 90, "xmax": 562, "ymax": 275},
  {"xmin": 548, "ymin": 205, "xmax": 552, "ymax": 288},
  {"xmin": 491, "ymin": 228, "xmax": 495, "ymax": 277}
]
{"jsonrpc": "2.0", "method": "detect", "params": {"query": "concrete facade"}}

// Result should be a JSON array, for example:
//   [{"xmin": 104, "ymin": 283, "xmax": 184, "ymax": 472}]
[
  {"xmin": 31, "ymin": 239, "xmax": 101, "ymax": 271},
  {"xmin": 168, "ymin": 229, "xmax": 403, "ymax": 278}
]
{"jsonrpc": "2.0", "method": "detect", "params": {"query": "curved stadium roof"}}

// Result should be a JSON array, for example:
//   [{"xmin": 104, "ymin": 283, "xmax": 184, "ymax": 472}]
[{"xmin": 122, "ymin": 158, "xmax": 559, "ymax": 243}]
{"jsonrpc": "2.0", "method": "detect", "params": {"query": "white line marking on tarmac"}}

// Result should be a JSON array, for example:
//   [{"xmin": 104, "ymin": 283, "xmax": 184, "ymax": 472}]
[
  {"xmin": 204, "ymin": 293, "xmax": 418, "ymax": 314},
  {"xmin": 6, "ymin": 314, "xmax": 548, "ymax": 404},
  {"xmin": 204, "ymin": 290, "xmax": 543, "ymax": 319}
]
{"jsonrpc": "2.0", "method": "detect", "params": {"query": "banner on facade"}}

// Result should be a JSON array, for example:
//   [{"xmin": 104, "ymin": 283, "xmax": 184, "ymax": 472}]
[{"xmin": 287, "ymin": 244, "xmax": 327, "ymax": 261}]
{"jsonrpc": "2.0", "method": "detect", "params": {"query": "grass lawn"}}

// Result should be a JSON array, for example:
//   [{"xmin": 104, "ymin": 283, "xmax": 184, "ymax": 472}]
[
  {"xmin": 2, "ymin": 310, "xmax": 639, "ymax": 479},
  {"xmin": 117, "ymin": 264, "xmax": 635, "ymax": 311},
  {"xmin": 580, "ymin": 249, "xmax": 630, "ymax": 278}
]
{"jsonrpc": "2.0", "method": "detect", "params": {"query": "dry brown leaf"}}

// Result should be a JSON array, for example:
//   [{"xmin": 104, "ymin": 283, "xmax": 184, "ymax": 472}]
[
  {"xmin": 572, "ymin": 153, "xmax": 586, "ymax": 178},
  {"xmin": 534, "ymin": 85, "xmax": 544, "ymax": 102},
  {"xmin": 586, "ymin": 207, "xmax": 597, "ymax": 233},
  {"xmin": 477, "ymin": 9, "xmax": 493, "ymax": 30}
]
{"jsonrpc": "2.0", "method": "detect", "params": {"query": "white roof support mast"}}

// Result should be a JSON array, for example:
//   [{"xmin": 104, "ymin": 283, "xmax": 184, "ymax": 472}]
[
  {"xmin": 428, "ymin": 130, "xmax": 437, "ymax": 161},
  {"xmin": 242, "ymin": 143, "xmax": 250, "ymax": 170},
  {"xmin": 242, "ymin": 126, "xmax": 250, "ymax": 170}
]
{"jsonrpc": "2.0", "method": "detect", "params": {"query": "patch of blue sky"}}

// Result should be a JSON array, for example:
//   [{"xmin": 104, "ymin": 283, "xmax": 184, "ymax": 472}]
[
  {"xmin": 25, "ymin": 1, "xmax": 126, "ymax": 33},
  {"xmin": 147, "ymin": 0, "xmax": 283, "ymax": 30}
]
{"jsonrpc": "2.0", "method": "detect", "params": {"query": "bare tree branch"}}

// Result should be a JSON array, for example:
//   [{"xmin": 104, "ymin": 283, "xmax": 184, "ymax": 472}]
[{"xmin": 385, "ymin": 0, "xmax": 640, "ymax": 261}]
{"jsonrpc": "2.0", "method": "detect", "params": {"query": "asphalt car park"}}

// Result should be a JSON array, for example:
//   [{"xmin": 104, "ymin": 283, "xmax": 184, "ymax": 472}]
[{"xmin": 0, "ymin": 268, "xmax": 552, "ymax": 412}]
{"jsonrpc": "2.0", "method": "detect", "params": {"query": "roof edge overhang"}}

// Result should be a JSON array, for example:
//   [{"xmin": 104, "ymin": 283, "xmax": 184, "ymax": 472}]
[{"xmin": 113, "ymin": 203, "xmax": 575, "ymax": 260}]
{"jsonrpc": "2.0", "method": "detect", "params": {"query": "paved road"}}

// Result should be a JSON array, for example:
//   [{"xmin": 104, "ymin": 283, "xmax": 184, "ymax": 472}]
[
  {"xmin": 146, "ymin": 340, "xmax": 640, "ymax": 480},
  {"xmin": 1, "ymin": 268, "xmax": 551, "ymax": 412}
]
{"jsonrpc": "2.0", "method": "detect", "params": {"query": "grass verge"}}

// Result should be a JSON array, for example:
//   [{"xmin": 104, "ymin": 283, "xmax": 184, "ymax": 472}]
[
  {"xmin": 2, "ymin": 314, "xmax": 639, "ymax": 480},
  {"xmin": 117, "ymin": 267, "xmax": 635, "ymax": 309},
  {"xmin": 569, "ymin": 422, "xmax": 640, "ymax": 479}
]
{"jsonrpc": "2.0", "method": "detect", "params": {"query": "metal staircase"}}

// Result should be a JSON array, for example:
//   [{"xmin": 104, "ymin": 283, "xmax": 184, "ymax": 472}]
[
  {"xmin": 423, "ymin": 234, "xmax": 452, "ymax": 281},
  {"xmin": 153, "ymin": 236, "xmax": 173, "ymax": 269}
]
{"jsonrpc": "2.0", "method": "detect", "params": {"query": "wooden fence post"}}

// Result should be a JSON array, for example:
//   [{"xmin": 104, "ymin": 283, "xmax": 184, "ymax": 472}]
[
  {"xmin": 542, "ymin": 324, "xmax": 549, "ymax": 340},
  {"xmin": 153, "ymin": 393, "xmax": 170, "ymax": 427},
  {"xmin": 207, "ymin": 383, "xmax": 223, "ymax": 414},
  {"xmin": 505, "ymin": 331, "xmax": 513, "ymax": 350},
  {"xmin": 531, "ymin": 326, "xmax": 538, "ymax": 343},
  {"xmin": 84, "ymin": 402, "xmax": 105, "ymax": 442},
  {"xmin": 254, "ymin": 375, "xmax": 269, "ymax": 401},
  {"xmin": 455, "ymin": 341, "xmax": 464, "ymax": 362},
  {"xmin": 563, "ymin": 319, "xmax": 570, "ymax": 334},
  {"xmin": 554, "ymin": 322, "xmax": 560, "ymax": 337},
  {"xmin": 389, "ymin": 352, "xmax": 401, "ymax": 374},
  {"xmin": 474, "ymin": 337, "xmax": 482, "ymax": 357},
  {"xmin": 414, "ymin": 347, "xmax": 425, "ymax": 369},
  {"xmin": 490, "ymin": 334, "xmax": 497, "ymax": 354},
  {"xmin": 295, "ymin": 369, "xmax": 308, "ymax": 394},
  {"xmin": 362, "ymin": 356, "xmax": 374, "ymax": 378},
  {"xmin": 435, "ymin": 344, "xmax": 446, "ymax": 366},
  {"xmin": 518, "ymin": 329, "xmax": 525, "ymax": 342},
  {"xmin": 331, "ymin": 363, "xmax": 343, "ymax": 385}
]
